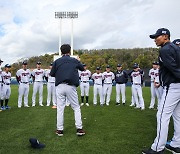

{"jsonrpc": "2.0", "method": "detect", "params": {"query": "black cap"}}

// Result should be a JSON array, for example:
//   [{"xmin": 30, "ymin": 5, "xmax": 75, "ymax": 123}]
[
  {"xmin": 149, "ymin": 28, "xmax": 170, "ymax": 39},
  {"xmin": 0, "ymin": 59, "xmax": 3, "ymax": 63},
  {"xmin": 5, "ymin": 64, "xmax": 11, "ymax": 68},
  {"xmin": 60, "ymin": 44, "xmax": 71, "ymax": 54},
  {"xmin": 22, "ymin": 61, "xmax": 27, "ymax": 65},
  {"xmin": 117, "ymin": 64, "xmax": 122, "ymax": 67},
  {"xmin": 96, "ymin": 67, "xmax": 101, "ymax": 70},
  {"xmin": 50, "ymin": 63, "xmax": 53, "ymax": 66},
  {"xmin": 37, "ymin": 62, "xmax": 41, "ymax": 65},
  {"xmin": 152, "ymin": 61, "xmax": 158, "ymax": 65},
  {"xmin": 83, "ymin": 64, "xmax": 86, "ymax": 67},
  {"xmin": 106, "ymin": 65, "xmax": 110, "ymax": 68},
  {"xmin": 133, "ymin": 64, "xmax": 139, "ymax": 69},
  {"xmin": 172, "ymin": 39, "xmax": 180, "ymax": 45},
  {"xmin": 29, "ymin": 138, "xmax": 45, "ymax": 149}
]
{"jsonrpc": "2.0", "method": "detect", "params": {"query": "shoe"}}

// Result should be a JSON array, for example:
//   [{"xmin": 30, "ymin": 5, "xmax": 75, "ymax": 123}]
[
  {"xmin": 56, "ymin": 130, "xmax": 63, "ymax": 136},
  {"xmin": 76, "ymin": 129, "xmax": 85, "ymax": 136},
  {"xmin": 18, "ymin": 106, "xmax": 21, "ymax": 108},
  {"xmin": 46, "ymin": 105, "xmax": 50, "ymax": 106},
  {"xmin": 106, "ymin": 103, "xmax": 109, "ymax": 106},
  {"xmin": 52, "ymin": 106, "xmax": 57, "ymax": 109},
  {"xmin": 122, "ymin": 103, "xmax": 125, "ymax": 106},
  {"xmin": 130, "ymin": 104, "xmax": 135, "ymax": 107},
  {"xmin": 116, "ymin": 103, "xmax": 120, "ymax": 106},
  {"xmin": 165, "ymin": 144, "xmax": 180, "ymax": 153},
  {"xmin": 86, "ymin": 103, "xmax": 89, "ymax": 106},
  {"xmin": 141, "ymin": 107, "xmax": 145, "ymax": 110},
  {"xmin": 135, "ymin": 106, "xmax": 140, "ymax": 109},
  {"xmin": 149, "ymin": 107, "xmax": 154, "ymax": 109},
  {"xmin": 0, "ymin": 109, "xmax": 2, "ymax": 112},
  {"xmin": 1, "ymin": 106, "xmax": 5, "ymax": 110},
  {"xmin": 24, "ymin": 105, "xmax": 30, "ymax": 108},
  {"xmin": 5, "ymin": 106, "xmax": 11, "ymax": 109},
  {"xmin": 40, "ymin": 104, "xmax": 44, "ymax": 107},
  {"xmin": 142, "ymin": 148, "xmax": 164, "ymax": 154},
  {"xmin": 32, "ymin": 104, "xmax": 35, "ymax": 107},
  {"xmin": 81, "ymin": 103, "xmax": 84, "ymax": 106},
  {"xmin": 100, "ymin": 104, "xmax": 104, "ymax": 106}
]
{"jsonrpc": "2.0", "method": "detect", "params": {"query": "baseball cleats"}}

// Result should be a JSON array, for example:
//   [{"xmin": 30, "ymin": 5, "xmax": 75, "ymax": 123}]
[
  {"xmin": 116, "ymin": 103, "xmax": 120, "ymax": 106},
  {"xmin": 130, "ymin": 104, "xmax": 135, "ymax": 107},
  {"xmin": 56, "ymin": 130, "xmax": 63, "ymax": 136},
  {"xmin": 81, "ymin": 103, "xmax": 84, "ymax": 106},
  {"xmin": 142, "ymin": 148, "xmax": 164, "ymax": 154},
  {"xmin": 1, "ymin": 106, "xmax": 5, "ymax": 110},
  {"xmin": 24, "ymin": 105, "xmax": 30, "ymax": 108},
  {"xmin": 76, "ymin": 129, "xmax": 85, "ymax": 136},
  {"xmin": 86, "ymin": 103, "xmax": 89, "ymax": 106},
  {"xmin": 5, "ymin": 106, "xmax": 11, "ymax": 109},
  {"xmin": 165, "ymin": 144, "xmax": 180, "ymax": 154},
  {"xmin": 40, "ymin": 104, "xmax": 44, "ymax": 107},
  {"xmin": 0, "ymin": 109, "xmax": 2, "ymax": 112}
]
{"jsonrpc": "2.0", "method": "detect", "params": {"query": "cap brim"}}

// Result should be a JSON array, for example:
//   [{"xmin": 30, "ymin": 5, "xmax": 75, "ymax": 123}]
[{"xmin": 149, "ymin": 34, "xmax": 158, "ymax": 39}]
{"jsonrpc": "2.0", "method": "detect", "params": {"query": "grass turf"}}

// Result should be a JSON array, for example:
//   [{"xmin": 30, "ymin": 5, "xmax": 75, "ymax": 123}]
[{"xmin": 0, "ymin": 85, "xmax": 174, "ymax": 154}]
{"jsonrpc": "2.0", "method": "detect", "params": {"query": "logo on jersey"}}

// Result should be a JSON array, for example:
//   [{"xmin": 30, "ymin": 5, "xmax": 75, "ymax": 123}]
[
  {"xmin": 95, "ymin": 75, "xmax": 102, "ymax": 79},
  {"xmin": 81, "ymin": 73, "xmax": 89, "ymax": 76},
  {"xmin": 35, "ymin": 72, "xmax": 43, "ymax": 75},
  {"xmin": 22, "ymin": 73, "xmax": 30, "ymax": 76},
  {"xmin": 104, "ymin": 74, "xmax": 112, "ymax": 78}
]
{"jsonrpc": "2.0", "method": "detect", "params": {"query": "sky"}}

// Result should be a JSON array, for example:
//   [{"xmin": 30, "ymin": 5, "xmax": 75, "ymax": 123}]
[{"xmin": 0, "ymin": 0, "xmax": 180, "ymax": 65}]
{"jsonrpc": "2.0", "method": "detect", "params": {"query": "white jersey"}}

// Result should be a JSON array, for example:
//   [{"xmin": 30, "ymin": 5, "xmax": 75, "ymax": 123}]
[
  {"xmin": 2, "ymin": 71, "xmax": 11, "ymax": 84},
  {"xmin": 92, "ymin": 73, "xmax": 104, "ymax": 85},
  {"xmin": 45, "ymin": 69, "xmax": 55, "ymax": 83},
  {"xmin": 16, "ymin": 69, "xmax": 31, "ymax": 83},
  {"xmin": 154, "ymin": 69, "xmax": 160, "ymax": 83},
  {"xmin": 149, "ymin": 68, "xmax": 157, "ymax": 82},
  {"xmin": 32, "ymin": 69, "xmax": 45, "ymax": 82},
  {"xmin": 131, "ymin": 71, "xmax": 142, "ymax": 84},
  {"xmin": 79, "ymin": 70, "xmax": 91, "ymax": 82},
  {"xmin": 103, "ymin": 72, "xmax": 115, "ymax": 84},
  {"xmin": 0, "ymin": 68, "xmax": 2, "ymax": 82}
]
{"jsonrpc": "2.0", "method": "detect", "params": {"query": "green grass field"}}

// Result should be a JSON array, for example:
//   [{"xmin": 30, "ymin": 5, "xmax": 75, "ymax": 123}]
[{"xmin": 0, "ymin": 85, "xmax": 173, "ymax": 154}]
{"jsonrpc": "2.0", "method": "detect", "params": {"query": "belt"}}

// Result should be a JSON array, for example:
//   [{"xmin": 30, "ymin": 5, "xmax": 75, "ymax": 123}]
[
  {"xmin": 48, "ymin": 82, "xmax": 55, "ymax": 83},
  {"xmin": 95, "ymin": 83, "xmax": 102, "ymax": 85},
  {"xmin": 4, "ymin": 83, "xmax": 10, "ymax": 85},
  {"xmin": 81, "ymin": 81, "xmax": 88, "ymax": 83},
  {"xmin": 21, "ymin": 82, "xmax": 29, "ymax": 84},
  {"xmin": 133, "ymin": 83, "xmax": 141, "ymax": 85},
  {"xmin": 35, "ymin": 81, "xmax": 43, "ymax": 82},
  {"xmin": 116, "ymin": 83, "xmax": 125, "ymax": 84},
  {"xmin": 104, "ymin": 83, "xmax": 112, "ymax": 84}
]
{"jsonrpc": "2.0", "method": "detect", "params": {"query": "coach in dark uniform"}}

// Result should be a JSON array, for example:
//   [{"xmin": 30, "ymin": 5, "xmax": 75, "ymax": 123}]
[
  {"xmin": 50, "ymin": 44, "xmax": 85, "ymax": 136},
  {"xmin": 142, "ymin": 28, "xmax": 180, "ymax": 154},
  {"xmin": 114, "ymin": 64, "xmax": 128, "ymax": 105}
]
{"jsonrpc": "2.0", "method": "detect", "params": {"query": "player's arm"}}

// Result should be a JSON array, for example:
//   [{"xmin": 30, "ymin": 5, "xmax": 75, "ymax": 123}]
[
  {"xmin": 16, "ymin": 71, "xmax": 21, "ymax": 83},
  {"xmin": 50, "ymin": 62, "xmax": 56, "ymax": 77},
  {"xmin": 44, "ymin": 71, "xmax": 48, "ymax": 82},
  {"xmin": 31, "ymin": 71, "xmax": 35, "ymax": 82},
  {"xmin": 124, "ymin": 71, "xmax": 128, "ymax": 83}
]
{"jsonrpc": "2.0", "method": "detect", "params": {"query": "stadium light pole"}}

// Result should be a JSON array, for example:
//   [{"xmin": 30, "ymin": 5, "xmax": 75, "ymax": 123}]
[{"xmin": 55, "ymin": 11, "xmax": 78, "ymax": 57}]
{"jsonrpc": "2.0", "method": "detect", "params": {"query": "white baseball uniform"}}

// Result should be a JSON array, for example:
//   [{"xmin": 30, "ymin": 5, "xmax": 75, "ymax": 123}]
[
  {"xmin": 149, "ymin": 68, "xmax": 157, "ymax": 108},
  {"xmin": 0, "ymin": 68, "xmax": 3, "ymax": 100},
  {"xmin": 45, "ymin": 69, "xmax": 56, "ymax": 106},
  {"xmin": 79, "ymin": 70, "xmax": 91, "ymax": 96},
  {"xmin": 154, "ymin": 69, "xmax": 163, "ymax": 109},
  {"xmin": 131, "ymin": 71, "xmax": 145, "ymax": 109},
  {"xmin": 16, "ymin": 69, "xmax": 31, "ymax": 108},
  {"xmin": 103, "ymin": 71, "xmax": 115, "ymax": 105},
  {"xmin": 1, "ymin": 71, "xmax": 11, "ymax": 99},
  {"xmin": 92, "ymin": 72, "xmax": 104, "ymax": 105},
  {"xmin": 32, "ymin": 69, "xmax": 45, "ymax": 106}
]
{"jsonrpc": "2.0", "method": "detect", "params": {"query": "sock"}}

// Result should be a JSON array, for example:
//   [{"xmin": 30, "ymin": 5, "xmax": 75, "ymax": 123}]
[
  {"xmin": 86, "ymin": 96, "xmax": 89, "ymax": 103},
  {"xmin": 1, "ymin": 100, "xmax": 3, "ymax": 107},
  {"xmin": 81, "ymin": 96, "xmax": 84, "ymax": 103},
  {"xmin": 5, "ymin": 99, "xmax": 9, "ymax": 106}
]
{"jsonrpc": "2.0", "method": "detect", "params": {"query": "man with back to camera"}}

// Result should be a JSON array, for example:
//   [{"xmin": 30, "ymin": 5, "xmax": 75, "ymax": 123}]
[
  {"xmin": 149, "ymin": 61, "xmax": 159, "ymax": 109},
  {"xmin": 50, "ymin": 44, "xmax": 85, "ymax": 136},
  {"xmin": 0, "ymin": 59, "xmax": 4, "ymax": 112},
  {"xmin": 31, "ymin": 62, "xmax": 45, "ymax": 107},
  {"xmin": 114, "ymin": 64, "xmax": 128, "ymax": 106},
  {"xmin": 142, "ymin": 28, "xmax": 180, "ymax": 154},
  {"xmin": 16, "ymin": 61, "xmax": 31, "ymax": 108}
]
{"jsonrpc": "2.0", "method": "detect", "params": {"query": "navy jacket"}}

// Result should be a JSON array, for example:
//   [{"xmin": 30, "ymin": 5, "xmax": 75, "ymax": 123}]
[
  {"xmin": 50, "ymin": 55, "xmax": 84, "ymax": 87},
  {"xmin": 115, "ymin": 70, "xmax": 128, "ymax": 84},
  {"xmin": 159, "ymin": 42, "xmax": 180, "ymax": 86}
]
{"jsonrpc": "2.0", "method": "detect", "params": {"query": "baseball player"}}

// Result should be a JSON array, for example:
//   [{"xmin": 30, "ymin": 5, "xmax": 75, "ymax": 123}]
[
  {"xmin": 0, "ymin": 59, "xmax": 3, "ymax": 112},
  {"xmin": 103, "ymin": 65, "xmax": 115, "ymax": 106},
  {"xmin": 45, "ymin": 63, "xmax": 56, "ymax": 108},
  {"xmin": 114, "ymin": 64, "xmax": 128, "ymax": 106},
  {"xmin": 16, "ymin": 61, "xmax": 31, "ymax": 108},
  {"xmin": 92, "ymin": 67, "xmax": 104, "ymax": 106},
  {"xmin": 149, "ymin": 61, "xmax": 159, "ymax": 109},
  {"xmin": 172, "ymin": 39, "xmax": 180, "ymax": 47},
  {"xmin": 1, "ymin": 64, "xmax": 11, "ymax": 110},
  {"xmin": 130, "ymin": 64, "xmax": 145, "ymax": 110},
  {"xmin": 31, "ymin": 62, "xmax": 45, "ymax": 107},
  {"xmin": 50, "ymin": 44, "xmax": 85, "ymax": 136},
  {"xmin": 142, "ymin": 28, "xmax": 180, "ymax": 154},
  {"xmin": 79, "ymin": 64, "xmax": 91, "ymax": 106}
]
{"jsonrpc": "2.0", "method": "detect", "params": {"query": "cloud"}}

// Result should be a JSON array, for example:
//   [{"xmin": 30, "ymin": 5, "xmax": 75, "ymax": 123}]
[{"xmin": 0, "ymin": 0, "xmax": 180, "ymax": 65}]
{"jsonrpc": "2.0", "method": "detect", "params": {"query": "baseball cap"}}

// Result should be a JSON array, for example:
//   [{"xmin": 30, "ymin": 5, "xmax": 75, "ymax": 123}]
[
  {"xmin": 29, "ymin": 138, "xmax": 45, "ymax": 149},
  {"xmin": 96, "ymin": 67, "xmax": 101, "ymax": 70},
  {"xmin": 83, "ymin": 64, "xmax": 86, "ymax": 67},
  {"xmin": 117, "ymin": 64, "xmax": 122, "ymax": 67},
  {"xmin": 5, "ymin": 64, "xmax": 11, "ymax": 68},
  {"xmin": 149, "ymin": 28, "xmax": 170, "ymax": 39},
  {"xmin": 152, "ymin": 61, "xmax": 158, "ymax": 65},
  {"xmin": 37, "ymin": 62, "xmax": 41, "ymax": 65},
  {"xmin": 133, "ymin": 64, "xmax": 139, "ymax": 69},
  {"xmin": 50, "ymin": 63, "xmax": 53, "ymax": 66},
  {"xmin": 106, "ymin": 65, "xmax": 110, "ymax": 68},
  {"xmin": 22, "ymin": 61, "xmax": 28, "ymax": 65},
  {"xmin": 172, "ymin": 39, "xmax": 180, "ymax": 45},
  {"xmin": 0, "ymin": 59, "xmax": 3, "ymax": 63}
]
